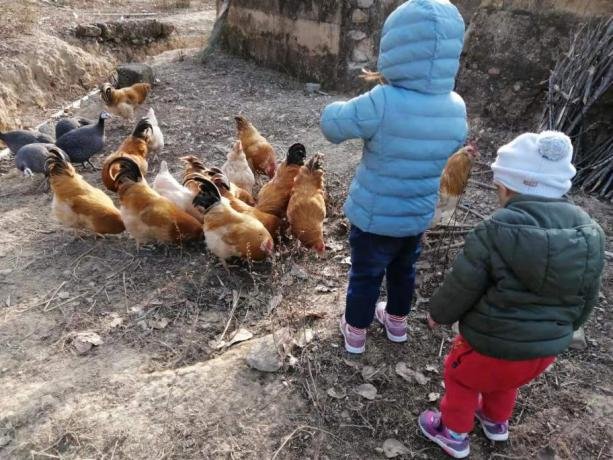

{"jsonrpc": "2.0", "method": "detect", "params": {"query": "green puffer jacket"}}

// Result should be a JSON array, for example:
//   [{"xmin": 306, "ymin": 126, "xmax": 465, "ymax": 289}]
[{"xmin": 429, "ymin": 195, "xmax": 605, "ymax": 360}]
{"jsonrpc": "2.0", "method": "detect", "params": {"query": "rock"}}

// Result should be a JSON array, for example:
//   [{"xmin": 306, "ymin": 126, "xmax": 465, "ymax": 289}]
[
  {"xmin": 352, "ymin": 48, "xmax": 369, "ymax": 63},
  {"xmin": 382, "ymin": 439, "xmax": 410, "ymax": 458},
  {"xmin": 487, "ymin": 67, "xmax": 501, "ymax": 76},
  {"xmin": 348, "ymin": 30, "xmax": 367, "ymax": 41},
  {"xmin": 357, "ymin": 0, "xmax": 374, "ymax": 8},
  {"xmin": 0, "ymin": 269, "xmax": 13, "ymax": 276},
  {"xmin": 75, "ymin": 24, "xmax": 102, "ymax": 38},
  {"xmin": 352, "ymin": 9, "xmax": 369, "ymax": 24},
  {"xmin": 117, "ymin": 63, "xmax": 155, "ymax": 88},
  {"xmin": 58, "ymin": 291, "xmax": 70, "ymax": 300},
  {"xmin": 570, "ymin": 327, "xmax": 587, "ymax": 350},
  {"xmin": 246, "ymin": 334, "xmax": 283, "ymax": 373}
]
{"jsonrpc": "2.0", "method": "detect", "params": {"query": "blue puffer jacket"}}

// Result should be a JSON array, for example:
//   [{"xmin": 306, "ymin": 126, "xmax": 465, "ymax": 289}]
[{"xmin": 321, "ymin": 0, "xmax": 468, "ymax": 237}]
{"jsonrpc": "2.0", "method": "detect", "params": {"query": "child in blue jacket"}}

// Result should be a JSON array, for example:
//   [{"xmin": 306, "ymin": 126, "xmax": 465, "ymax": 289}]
[{"xmin": 320, "ymin": 0, "xmax": 468, "ymax": 353}]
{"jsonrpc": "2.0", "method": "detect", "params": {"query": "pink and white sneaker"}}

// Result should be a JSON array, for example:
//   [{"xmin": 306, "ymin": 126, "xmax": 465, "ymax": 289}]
[
  {"xmin": 375, "ymin": 302, "xmax": 408, "ymax": 342},
  {"xmin": 339, "ymin": 315, "xmax": 366, "ymax": 354}
]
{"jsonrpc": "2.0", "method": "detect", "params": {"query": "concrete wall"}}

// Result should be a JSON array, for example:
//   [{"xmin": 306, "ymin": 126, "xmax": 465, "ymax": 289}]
[{"xmin": 220, "ymin": 0, "xmax": 344, "ymax": 85}]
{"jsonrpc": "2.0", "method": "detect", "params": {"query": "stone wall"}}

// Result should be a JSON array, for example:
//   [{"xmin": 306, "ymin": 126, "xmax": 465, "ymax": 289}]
[
  {"xmin": 456, "ymin": 0, "xmax": 612, "ymax": 130},
  {"xmin": 219, "ymin": 0, "xmax": 613, "ymax": 120},
  {"xmin": 219, "ymin": 0, "xmax": 485, "ymax": 90}
]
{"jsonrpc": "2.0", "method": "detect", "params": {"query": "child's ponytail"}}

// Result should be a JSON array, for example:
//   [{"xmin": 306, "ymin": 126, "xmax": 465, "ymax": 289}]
[{"xmin": 360, "ymin": 69, "xmax": 387, "ymax": 86}]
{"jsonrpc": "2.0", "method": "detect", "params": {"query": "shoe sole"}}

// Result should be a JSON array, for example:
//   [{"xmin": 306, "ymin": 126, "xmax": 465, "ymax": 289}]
[
  {"xmin": 475, "ymin": 415, "xmax": 509, "ymax": 442},
  {"xmin": 418, "ymin": 421, "xmax": 470, "ymax": 459},
  {"xmin": 339, "ymin": 321, "xmax": 365, "ymax": 354},
  {"xmin": 375, "ymin": 312, "xmax": 408, "ymax": 343}
]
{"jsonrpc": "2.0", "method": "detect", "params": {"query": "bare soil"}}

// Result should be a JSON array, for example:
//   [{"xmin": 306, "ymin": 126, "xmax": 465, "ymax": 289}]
[{"xmin": 0, "ymin": 2, "xmax": 611, "ymax": 459}]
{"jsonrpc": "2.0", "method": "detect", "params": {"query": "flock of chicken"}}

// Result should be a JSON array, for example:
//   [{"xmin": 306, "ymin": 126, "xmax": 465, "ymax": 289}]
[
  {"xmin": 1, "ymin": 80, "xmax": 481, "ymax": 267},
  {"xmin": 1, "ymin": 82, "xmax": 327, "ymax": 266}
]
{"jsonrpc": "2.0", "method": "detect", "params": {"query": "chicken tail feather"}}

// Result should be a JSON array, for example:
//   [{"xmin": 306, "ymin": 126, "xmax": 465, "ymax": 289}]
[
  {"xmin": 44, "ymin": 147, "xmax": 72, "ymax": 176},
  {"xmin": 192, "ymin": 179, "xmax": 222, "ymax": 212}
]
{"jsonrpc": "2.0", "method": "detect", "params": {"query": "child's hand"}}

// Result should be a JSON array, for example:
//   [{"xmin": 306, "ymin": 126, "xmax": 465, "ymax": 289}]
[{"xmin": 427, "ymin": 314, "xmax": 440, "ymax": 329}]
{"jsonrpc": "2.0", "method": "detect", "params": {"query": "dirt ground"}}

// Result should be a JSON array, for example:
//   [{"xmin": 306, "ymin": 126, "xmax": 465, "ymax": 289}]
[{"xmin": 0, "ymin": 2, "xmax": 612, "ymax": 459}]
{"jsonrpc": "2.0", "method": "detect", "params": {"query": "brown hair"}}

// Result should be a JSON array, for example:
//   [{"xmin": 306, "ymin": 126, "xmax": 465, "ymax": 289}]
[{"xmin": 360, "ymin": 69, "xmax": 387, "ymax": 85}]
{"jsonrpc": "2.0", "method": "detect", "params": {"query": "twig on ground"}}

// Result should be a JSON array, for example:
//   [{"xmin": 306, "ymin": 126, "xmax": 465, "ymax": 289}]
[
  {"xmin": 217, "ymin": 289, "xmax": 240, "ymax": 344},
  {"xmin": 458, "ymin": 204, "xmax": 488, "ymax": 220},
  {"xmin": 468, "ymin": 179, "xmax": 497, "ymax": 191},
  {"xmin": 438, "ymin": 336, "xmax": 445, "ymax": 357}
]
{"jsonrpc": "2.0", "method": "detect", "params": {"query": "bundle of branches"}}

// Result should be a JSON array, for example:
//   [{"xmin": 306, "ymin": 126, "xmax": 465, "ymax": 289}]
[{"xmin": 541, "ymin": 17, "xmax": 613, "ymax": 200}]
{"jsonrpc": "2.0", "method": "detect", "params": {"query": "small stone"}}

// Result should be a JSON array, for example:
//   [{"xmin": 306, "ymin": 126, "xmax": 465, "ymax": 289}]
[
  {"xmin": 570, "ymin": 327, "xmax": 587, "ymax": 350},
  {"xmin": 0, "ymin": 269, "xmax": 12, "ymax": 276},
  {"xmin": 116, "ymin": 63, "xmax": 155, "ymax": 88},
  {"xmin": 487, "ymin": 67, "xmax": 501, "ymax": 76},
  {"xmin": 357, "ymin": 0, "xmax": 374, "ymax": 7},
  {"xmin": 348, "ymin": 30, "xmax": 367, "ymax": 41},
  {"xmin": 513, "ymin": 82, "xmax": 522, "ymax": 91},
  {"xmin": 58, "ymin": 291, "xmax": 70, "ymax": 300},
  {"xmin": 382, "ymin": 439, "xmax": 410, "ymax": 458},
  {"xmin": 75, "ymin": 24, "xmax": 102, "ymax": 38},
  {"xmin": 352, "ymin": 9, "xmax": 368, "ymax": 24},
  {"xmin": 246, "ymin": 334, "xmax": 283, "ymax": 373}
]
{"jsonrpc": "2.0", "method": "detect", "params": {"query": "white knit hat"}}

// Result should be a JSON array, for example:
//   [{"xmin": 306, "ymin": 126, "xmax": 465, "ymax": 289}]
[{"xmin": 491, "ymin": 131, "xmax": 576, "ymax": 198}]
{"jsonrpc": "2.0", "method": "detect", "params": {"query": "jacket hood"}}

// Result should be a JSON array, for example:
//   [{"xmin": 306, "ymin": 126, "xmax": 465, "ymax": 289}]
[
  {"xmin": 490, "ymin": 196, "xmax": 604, "ymax": 296},
  {"xmin": 378, "ymin": 0, "xmax": 465, "ymax": 93}
]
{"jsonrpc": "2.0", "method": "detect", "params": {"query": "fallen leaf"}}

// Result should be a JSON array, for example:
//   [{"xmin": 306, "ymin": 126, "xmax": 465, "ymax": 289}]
[
  {"xmin": 361, "ymin": 365, "xmax": 377, "ymax": 381},
  {"xmin": 395, "ymin": 362, "xmax": 430, "ymax": 385},
  {"xmin": 290, "ymin": 264, "xmax": 308, "ymax": 280},
  {"xmin": 149, "ymin": 317, "xmax": 169, "ymax": 330},
  {"xmin": 293, "ymin": 328, "xmax": 314, "ymax": 348},
  {"xmin": 343, "ymin": 358, "xmax": 361, "ymax": 369},
  {"xmin": 108, "ymin": 313, "xmax": 123, "ymax": 329},
  {"xmin": 428, "ymin": 392, "xmax": 441, "ymax": 402},
  {"xmin": 327, "ymin": 386, "xmax": 347, "ymax": 399},
  {"xmin": 382, "ymin": 438, "xmax": 410, "ymax": 458},
  {"xmin": 355, "ymin": 383, "xmax": 377, "ymax": 400},
  {"xmin": 268, "ymin": 294, "xmax": 283, "ymax": 314},
  {"xmin": 228, "ymin": 328, "xmax": 253, "ymax": 346},
  {"xmin": 425, "ymin": 364, "xmax": 439, "ymax": 374}
]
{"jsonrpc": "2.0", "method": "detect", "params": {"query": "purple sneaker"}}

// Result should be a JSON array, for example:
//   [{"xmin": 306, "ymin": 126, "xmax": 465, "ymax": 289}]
[
  {"xmin": 375, "ymin": 302, "xmax": 407, "ymax": 342},
  {"xmin": 339, "ymin": 315, "xmax": 366, "ymax": 354},
  {"xmin": 418, "ymin": 410, "xmax": 470, "ymax": 459},
  {"xmin": 475, "ymin": 410, "xmax": 509, "ymax": 441}
]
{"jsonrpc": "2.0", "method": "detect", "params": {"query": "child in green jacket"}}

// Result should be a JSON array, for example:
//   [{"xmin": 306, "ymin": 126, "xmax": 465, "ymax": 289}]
[{"xmin": 419, "ymin": 131, "xmax": 605, "ymax": 458}]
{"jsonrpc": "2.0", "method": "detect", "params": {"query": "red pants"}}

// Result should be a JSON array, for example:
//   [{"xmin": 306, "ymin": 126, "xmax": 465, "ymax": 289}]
[{"xmin": 440, "ymin": 336, "xmax": 555, "ymax": 433}]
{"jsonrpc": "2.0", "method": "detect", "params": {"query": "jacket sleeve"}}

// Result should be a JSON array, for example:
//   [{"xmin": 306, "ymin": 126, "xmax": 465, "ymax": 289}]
[
  {"xmin": 429, "ymin": 222, "xmax": 492, "ymax": 324},
  {"xmin": 573, "ymin": 275, "xmax": 602, "ymax": 330},
  {"xmin": 320, "ymin": 85, "xmax": 386, "ymax": 144},
  {"xmin": 573, "ymin": 223, "xmax": 606, "ymax": 330}
]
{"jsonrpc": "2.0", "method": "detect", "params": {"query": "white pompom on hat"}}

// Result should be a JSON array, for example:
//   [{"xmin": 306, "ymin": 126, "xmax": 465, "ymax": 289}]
[{"xmin": 491, "ymin": 130, "xmax": 576, "ymax": 198}]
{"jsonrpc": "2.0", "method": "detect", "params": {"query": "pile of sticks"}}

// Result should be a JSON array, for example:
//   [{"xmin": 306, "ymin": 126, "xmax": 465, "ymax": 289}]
[{"xmin": 541, "ymin": 17, "xmax": 612, "ymax": 200}]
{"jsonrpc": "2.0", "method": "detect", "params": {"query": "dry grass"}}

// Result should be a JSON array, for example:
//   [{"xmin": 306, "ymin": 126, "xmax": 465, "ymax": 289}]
[
  {"xmin": 0, "ymin": 0, "xmax": 40, "ymax": 38},
  {"xmin": 157, "ymin": 0, "xmax": 192, "ymax": 10}
]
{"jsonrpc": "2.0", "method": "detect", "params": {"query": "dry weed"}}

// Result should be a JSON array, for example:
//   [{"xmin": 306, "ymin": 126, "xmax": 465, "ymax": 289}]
[
  {"xmin": 0, "ymin": 0, "xmax": 40, "ymax": 38},
  {"xmin": 157, "ymin": 0, "xmax": 192, "ymax": 10}
]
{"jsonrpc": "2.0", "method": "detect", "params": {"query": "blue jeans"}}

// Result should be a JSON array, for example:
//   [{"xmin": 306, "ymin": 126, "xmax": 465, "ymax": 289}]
[{"xmin": 345, "ymin": 225, "xmax": 422, "ymax": 329}]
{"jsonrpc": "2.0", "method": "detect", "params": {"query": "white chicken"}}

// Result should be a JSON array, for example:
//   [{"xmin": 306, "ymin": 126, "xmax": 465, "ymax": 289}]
[
  {"xmin": 153, "ymin": 161, "xmax": 203, "ymax": 222},
  {"xmin": 145, "ymin": 108, "xmax": 164, "ymax": 159},
  {"xmin": 222, "ymin": 140, "xmax": 255, "ymax": 195}
]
